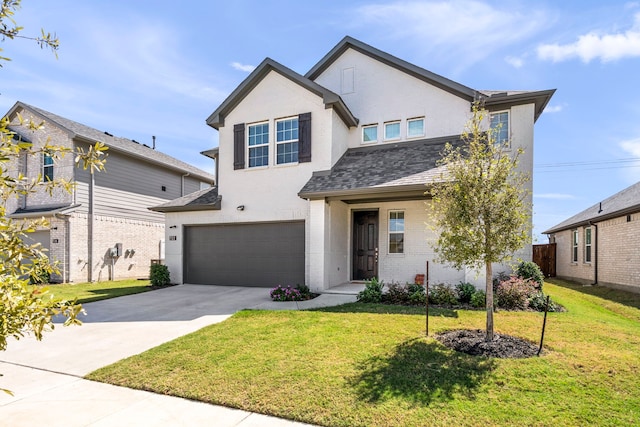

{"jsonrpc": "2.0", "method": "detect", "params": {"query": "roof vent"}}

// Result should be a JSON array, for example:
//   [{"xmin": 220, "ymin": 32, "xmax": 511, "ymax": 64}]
[
  {"xmin": 490, "ymin": 92, "xmax": 508, "ymax": 98},
  {"xmin": 104, "ymin": 131, "xmax": 113, "ymax": 136},
  {"xmin": 132, "ymin": 139, "xmax": 139, "ymax": 144},
  {"xmin": 598, "ymin": 202, "xmax": 603, "ymax": 214}
]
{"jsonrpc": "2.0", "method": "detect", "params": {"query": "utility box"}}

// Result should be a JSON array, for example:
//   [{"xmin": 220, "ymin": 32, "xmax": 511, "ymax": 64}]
[{"xmin": 115, "ymin": 243, "xmax": 123, "ymax": 257}]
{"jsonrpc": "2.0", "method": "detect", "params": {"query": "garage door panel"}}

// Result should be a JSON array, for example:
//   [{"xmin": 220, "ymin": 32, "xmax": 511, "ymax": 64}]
[{"xmin": 184, "ymin": 222, "xmax": 304, "ymax": 287}]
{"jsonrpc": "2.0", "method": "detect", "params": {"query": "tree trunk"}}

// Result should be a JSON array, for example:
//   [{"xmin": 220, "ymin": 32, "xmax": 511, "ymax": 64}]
[{"xmin": 485, "ymin": 261, "xmax": 494, "ymax": 341}]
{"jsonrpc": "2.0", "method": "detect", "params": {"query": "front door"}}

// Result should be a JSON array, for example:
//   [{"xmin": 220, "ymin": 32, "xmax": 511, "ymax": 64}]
[{"xmin": 352, "ymin": 211, "xmax": 378, "ymax": 280}]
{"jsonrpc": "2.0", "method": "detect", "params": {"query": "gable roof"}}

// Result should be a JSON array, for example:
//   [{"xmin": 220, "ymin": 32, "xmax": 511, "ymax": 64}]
[
  {"xmin": 7, "ymin": 102, "xmax": 215, "ymax": 183},
  {"xmin": 149, "ymin": 186, "xmax": 221, "ymax": 212},
  {"xmin": 298, "ymin": 135, "xmax": 464, "ymax": 201},
  {"xmin": 544, "ymin": 181, "xmax": 640, "ymax": 234},
  {"xmin": 305, "ymin": 36, "xmax": 555, "ymax": 122},
  {"xmin": 205, "ymin": 58, "xmax": 358, "ymax": 130},
  {"xmin": 305, "ymin": 36, "xmax": 477, "ymax": 101}
]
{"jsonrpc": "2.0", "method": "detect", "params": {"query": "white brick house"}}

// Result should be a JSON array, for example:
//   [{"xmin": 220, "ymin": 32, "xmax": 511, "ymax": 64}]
[
  {"xmin": 5, "ymin": 102, "xmax": 215, "ymax": 283},
  {"xmin": 544, "ymin": 181, "xmax": 640, "ymax": 293},
  {"xmin": 152, "ymin": 36, "xmax": 555, "ymax": 291}
]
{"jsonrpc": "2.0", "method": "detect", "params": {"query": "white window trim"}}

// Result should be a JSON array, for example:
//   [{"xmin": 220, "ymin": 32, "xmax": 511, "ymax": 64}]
[
  {"xmin": 407, "ymin": 117, "xmax": 425, "ymax": 139},
  {"xmin": 490, "ymin": 110, "xmax": 510, "ymax": 148},
  {"xmin": 571, "ymin": 229, "xmax": 579, "ymax": 263},
  {"xmin": 247, "ymin": 120, "xmax": 269, "ymax": 169},
  {"xmin": 388, "ymin": 210, "xmax": 405, "ymax": 254},
  {"xmin": 584, "ymin": 227, "xmax": 592, "ymax": 264},
  {"xmin": 275, "ymin": 116, "xmax": 299, "ymax": 166},
  {"xmin": 384, "ymin": 121, "xmax": 401, "ymax": 141},
  {"xmin": 362, "ymin": 124, "xmax": 378, "ymax": 144}
]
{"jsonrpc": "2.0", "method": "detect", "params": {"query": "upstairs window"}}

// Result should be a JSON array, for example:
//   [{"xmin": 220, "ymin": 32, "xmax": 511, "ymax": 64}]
[
  {"xmin": 276, "ymin": 117, "xmax": 299, "ymax": 165},
  {"xmin": 384, "ymin": 121, "xmax": 401, "ymax": 140},
  {"xmin": 571, "ymin": 229, "xmax": 579, "ymax": 263},
  {"xmin": 584, "ymin": 227, "xmax": 592, "ymax": 263},
  {"xmin": 42, "ymin": 153, "xmax": 54, "ymax": 182},
  {"xmin": 490, "ymin": 111, "xmax": 509, "ymax": 146},
  {"xmin": 248, "ymin": 122, "xmax": 269, "ymax": 168},
  {"xmin": 362, "ymin": 124, "xmax": 378, "ymax": 143},
  {"xmin": 407, "ymin": 117, "xmax": 425, "ymax": 138},
  {"xmin": 389, "ymin": 211, "xmax": 405, "ymax": 254}
]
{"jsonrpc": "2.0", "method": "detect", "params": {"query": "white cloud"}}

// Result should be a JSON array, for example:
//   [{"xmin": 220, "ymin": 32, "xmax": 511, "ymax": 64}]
[
  {"xmin": 354, "ymin": 1, "xmax": 550, "ymax": 71},
  {"xmin": 505, "ymin": 56, "xmax": 524, "ymax": 68},
  {"xmin": 534, "ymin": 193, "xmax": 576, "ymax": 200},
  {"xmin": 620, "ymin": 138, "xmax": 640, "ymax": 156},
  {"xmin": 537, "ymin": 13, "xmax": 640, "ymax": 63},
  {"xmin": 543, "ymin": 104, "xmax": 565, "ymax": 114},
  {"xmin": 231, "ymin": 62, "xmax": 256, "ymax": 72}
]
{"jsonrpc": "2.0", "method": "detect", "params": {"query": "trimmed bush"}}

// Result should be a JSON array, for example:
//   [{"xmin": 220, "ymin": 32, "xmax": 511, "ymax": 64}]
[
  {"xmin": 149, "ymin": 264, "xmax": 170, "ymax": 286},
  {"xmin": 496, "ymin": 276, "xmax": 537, "ymax": 310},
  {"xmin": 428, "ymin": 283, "xmax": 458, "ymax": 306},
  {"xmin": 384, "ymin": 282, "xmax": 410, "ymax": 304},
  {"xmin": 516, "ymin": 261, "xmax": 545, "ymax": 290},
  {"xmin": 470, "ymin": 290, "xmax": 486, "ymax": 308},
  {"xmin": 295, "ymin": 283, "xmax": 313, "ymax": 299},
  {"xmin": 455, "ymin": 282, "xmax": 476, "ymax": 304},
  {"xmin": 270, "ymin": 285, "xmax": 303, "ymax": 301},
  {"xmin": 357, "ymin": 278, "xmax": 384, "ymax": 303}
]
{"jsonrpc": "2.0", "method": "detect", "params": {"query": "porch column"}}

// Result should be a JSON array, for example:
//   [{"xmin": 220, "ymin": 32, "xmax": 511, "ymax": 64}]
[{"xmin": 308, "ymin": 199, "xmax": 330, "ymax": 292}]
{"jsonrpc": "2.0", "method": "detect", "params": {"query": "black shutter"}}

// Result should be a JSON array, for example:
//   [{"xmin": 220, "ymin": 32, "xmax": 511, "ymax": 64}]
[
  {"xmin": 233, "ymin": 123, "xmax": 245, "ymax": 170},
  {"xmin": 298, "ymin": 112, "xmax": 311, "ymax": 163}
]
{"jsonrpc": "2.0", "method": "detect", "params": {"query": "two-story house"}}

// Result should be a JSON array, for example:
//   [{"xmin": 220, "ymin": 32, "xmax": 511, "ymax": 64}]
[
  {"xmin": 5, "ymin": 102, "xmax": 215, "ymax": 283},
  {"xmin": 152, "ymin": 36, "xmax": 554, "ymax": 291}
]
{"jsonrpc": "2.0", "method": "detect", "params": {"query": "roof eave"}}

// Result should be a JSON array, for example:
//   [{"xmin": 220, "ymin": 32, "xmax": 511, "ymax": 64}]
[
  {"xmin": 149, "ymin": 203, "xmax": 221, "ymax": 213},
  {"xmin": 482, "ymin": 89, "xmax": 556, "ymax": 122},
  {"xmin": 299, "ymin": 183, "xmax": 430, "ymax": 201},
  {"xmin": 544, "ymin": 203, "xmax": 640, "ymax": 234}
]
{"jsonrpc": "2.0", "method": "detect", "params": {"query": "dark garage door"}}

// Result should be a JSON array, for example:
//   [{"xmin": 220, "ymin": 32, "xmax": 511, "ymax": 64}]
[{"xmin": 184, "ymin": 221, "xmax": 305, "ymax": 287}]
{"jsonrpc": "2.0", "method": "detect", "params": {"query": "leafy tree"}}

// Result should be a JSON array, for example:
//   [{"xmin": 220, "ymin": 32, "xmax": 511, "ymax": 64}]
[
  {"xmin": 0, "ymin": 0, "xmax": 108, "ymax": 395},
  {"xmin": 429, "ymin": 102, "xmax": 531, "ymax": 341}
]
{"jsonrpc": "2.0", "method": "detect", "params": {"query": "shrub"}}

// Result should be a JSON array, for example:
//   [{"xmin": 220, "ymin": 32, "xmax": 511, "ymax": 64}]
[
  {"xmin": 357, "ymin": 277, "xmax": 384, "ymax": 303},
  {"xmin": 384, "ymin": 282, "xmax": 410, "ymax": 304},
  {"xmin": 516, "ymin": 261, "xmax": 545, "ymax": 290},
  {"xmin": 28, "ymin": 256, "xmax": 52, "ymax": 285},
  {"xmin": 409, "ymin": 288, "xmax": 426, "ymax": 305},
  {"xmin": 149, "ymin": 264, "xmax": 170, "ymax": 286},
  {"xmin": 428, "ymin": 283, "xmax": 458, "ymax": 306},
  {"xmin": 496, "ymin": 276, "xmax": 537, "ymax": 310},
  {"xmin": 455, "ymin": 282, "xmax": 476, "ymax": 304},
  {"xmin": 470, "ymin": 290, "xmax": 486, "ymax": 308},
  {"xmin": 295, "ymin": 283, "xmax": 313, "ymax": 299},
  {"xmin": 528, "ymin": 292, "xmax": 563, "ymax": 312},
  {"xmin": 270, "ymin": 285, "xmax": 303, "ymax": 301}
]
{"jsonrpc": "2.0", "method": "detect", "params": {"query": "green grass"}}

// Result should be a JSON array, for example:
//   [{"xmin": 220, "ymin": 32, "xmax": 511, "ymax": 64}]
[
  {"xmin": 87, "ymin": 279, "xmax": 640, "ymax": 426},
  {"xmin": 36, "ymin": 279, "xmax": 155, "ymax": 304}
]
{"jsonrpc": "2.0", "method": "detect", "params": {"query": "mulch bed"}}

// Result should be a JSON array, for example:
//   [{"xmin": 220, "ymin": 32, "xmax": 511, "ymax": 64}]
[{"xmin": 436, "ymin": 329, "xmax": 540, "ymax": 358}]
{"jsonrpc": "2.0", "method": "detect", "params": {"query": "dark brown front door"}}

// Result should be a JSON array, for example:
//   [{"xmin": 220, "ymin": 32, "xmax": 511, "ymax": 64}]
[{"xmin": 353, "ymin": 211, "xmax": 378, "ymax": 280}]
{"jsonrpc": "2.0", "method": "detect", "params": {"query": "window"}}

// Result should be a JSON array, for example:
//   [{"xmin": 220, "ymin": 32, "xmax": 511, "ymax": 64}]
[
  {"xmin": 276, "ymin": 117, "xmax": 299, "ymax": 165},
  {"xmin": 362, "ymin": 124, "xmax": 378, "ymax": 143},
  {"xmin": 407, "ymin": 117, "xmax": 425, "ymax": 138},
  {"xmin": 572, "ymin": 229, "xmax": 579, "ymax": 263},
  {"xmin": 248, "ymin": 122, "xmax": 269, "ymax": 167},
  {"xmin": 384, "ymin": 121, "xmax": 401, "ymax": 140},
  {"xmin": 584, "ymin": 227, "xmax": 592, "ymax": 263},
  {"xmin": 42, "ymin": 153, "xmax": 54, "ymax": 182},
  {"xmin": 389, "ymin": 211, "xmax": 404, "ymax": 253},
  {"xmin": 490, "ymin": 111, "xmax": 509, "ymax": 146}
]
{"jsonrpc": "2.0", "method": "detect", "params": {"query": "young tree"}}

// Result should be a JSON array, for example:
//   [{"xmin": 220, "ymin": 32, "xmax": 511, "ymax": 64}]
[
  {"xmin": 1, "ymin": 0, "xmax": 107, "ymax": 392},
  {"xmin": 429, "ymin": 102, "xmax": 531, "ymax": 341}
]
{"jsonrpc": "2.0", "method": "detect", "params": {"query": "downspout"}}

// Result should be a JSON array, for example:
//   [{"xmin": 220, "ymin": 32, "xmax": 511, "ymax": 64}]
[
  {"xmin": 181, "ymin": 173, "xmax": 190, "ymax": 196},
  {"xmin": 88, "ymin": 171, "xmax": 94, "ymax": 282},
  {"xmin": 589, "ymin": 221, "xmax": 598, "ymax": 285},
  {"xmin": 214, "ymin": 153, "xmax": 219, "ymax": 188}
]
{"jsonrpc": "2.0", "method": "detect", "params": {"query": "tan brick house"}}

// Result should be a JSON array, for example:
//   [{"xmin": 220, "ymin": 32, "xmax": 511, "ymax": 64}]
[
  {"xmin": 544, "ymin": 181, "xmax": 640, "ymax": 293},
  {"xmin": 5, "ymin": 102, "xmax": 214, "ymax": 283}
]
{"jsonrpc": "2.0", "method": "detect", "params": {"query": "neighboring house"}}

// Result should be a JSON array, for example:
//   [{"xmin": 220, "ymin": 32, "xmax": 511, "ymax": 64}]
[
  {"xmin": 5, "ymin": 102, "xmax": 215, "ymax": 283},
  {"xmin": 544, "ymin": 181, "xmax": 640, "ymax": 293},
  {"xmin": 152, "ymin": 36, "xmax": 554, "ymax": 291}
]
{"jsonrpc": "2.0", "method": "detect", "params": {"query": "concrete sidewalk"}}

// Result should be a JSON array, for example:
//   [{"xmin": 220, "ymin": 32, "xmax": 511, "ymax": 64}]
[{"xmin": 0, "ymin": 285, "xmax": 356, "ymax": 426}]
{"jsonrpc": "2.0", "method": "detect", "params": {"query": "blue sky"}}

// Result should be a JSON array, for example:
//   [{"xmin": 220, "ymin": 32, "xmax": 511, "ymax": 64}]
[{"xmin": 2, "ymin": 0, "xmax": 640, "ymax": 241}]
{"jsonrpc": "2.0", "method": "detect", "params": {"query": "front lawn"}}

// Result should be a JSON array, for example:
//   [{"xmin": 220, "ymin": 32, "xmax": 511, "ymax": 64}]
[
  {"xmin": 87, "ymin": 279, "xmax": 640, "ymax": 426},
  {"xmin": 36, "ymin": 279, "xmax": 157, "ymax": 304}
]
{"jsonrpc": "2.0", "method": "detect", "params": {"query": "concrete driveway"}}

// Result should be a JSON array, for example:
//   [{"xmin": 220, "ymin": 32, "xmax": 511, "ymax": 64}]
[{"xmin": 0, "ymin": 285, "xmax": 353, "ymax": 426}]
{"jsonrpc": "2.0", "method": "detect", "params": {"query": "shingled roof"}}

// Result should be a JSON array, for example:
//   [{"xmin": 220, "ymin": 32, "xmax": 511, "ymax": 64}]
[
  {"xmin": 7, "ymin": 102, "xmax": 215, "ymax": 183},
  {"xmin": 298, "ymin": 135, "xmax": 463, "ymax": 201},
  {"xmin": 149, "ymin": 186, "xmax": 221, "ymax": 212},
  {"xmin": 544, "ymin": 181, "xmax": 640, "ymax": 234}
]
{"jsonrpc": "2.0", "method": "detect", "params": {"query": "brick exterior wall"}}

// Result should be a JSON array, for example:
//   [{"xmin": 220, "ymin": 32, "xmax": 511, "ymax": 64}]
[{"xmin": 553, "ymin": 212, "xmax": 640, "ymax": 292}]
